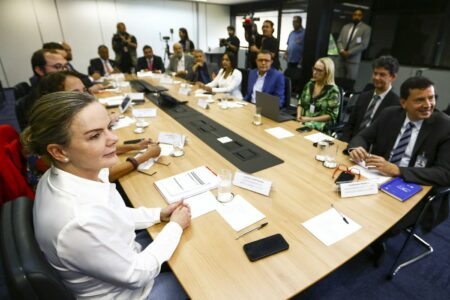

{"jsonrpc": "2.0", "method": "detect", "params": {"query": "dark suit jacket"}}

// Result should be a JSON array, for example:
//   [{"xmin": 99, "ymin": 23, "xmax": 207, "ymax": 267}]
[
  {"xmin": 342, "ymin": 89, "xmax": 400, "ymax": 142},
  {"xmin": 244, "ymin": 68, "xmax": 285, "ymax": 107},
  {"xmin": 348, "ymin": 106, "xmax": 450, "ymax": 186},
  {"xmin": 89, "ymin": 58, "xmax": 116, "ymax": 76},
  {"xmin": 136, "ymin": 56, "xmax": 165, "ymax": 73}
]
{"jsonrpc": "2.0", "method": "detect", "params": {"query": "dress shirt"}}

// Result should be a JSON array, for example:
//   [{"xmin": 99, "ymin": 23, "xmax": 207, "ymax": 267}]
[
  {"xmin": 206, "ymin": 68, "xmax": 243, "ymax": 99},
  {"xmin": 102, "ymin": 59, "xmax": 113, "ymax": 75},
  {"xmin": 251, "ymin": 72, "xmax": 267, "ymax": 103},
  {"xmin": 33, "ymin": 167, "xmax": 182, "ymax": 300},
  {"xmin": 147, "ymin": 58, "xmax": 153, "ymax": 71},
  {"xmin": 176, "ymin": 55, "xmax": 186, "ymax": 72},
  {"xmin": 286, "ymin": 28, "xmax": 305, "ymax": 64},
  {"xmin": 370, "ymin": 86, "xmax": 392, "ymax": 118},
  {"xmin": 389, "ymin": 117, "xmax": 423, "ymax": 167}
]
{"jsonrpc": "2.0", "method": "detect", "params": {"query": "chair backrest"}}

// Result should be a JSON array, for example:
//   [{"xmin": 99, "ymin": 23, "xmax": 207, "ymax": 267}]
[
  {"xmin": 13, "ymin": 82, "xmax": 31, "ymax": 101},
  {"xmin": 284, "ymin": 76, "xmax": 292, "ymax": 108},
  {"xmin": 238, "ymin": 68, "xmax": 249, "ymax": 98},
  {"xmin": 419, "ymin": 187, "xmax": 450, "ymax": 233},
  {"xmin": 0, "ymin": 197, "xmax": 75, "ymax": 300},
  {"xmin": 335, "ymin": 77, "xmax": 355, "ymax": 95}
]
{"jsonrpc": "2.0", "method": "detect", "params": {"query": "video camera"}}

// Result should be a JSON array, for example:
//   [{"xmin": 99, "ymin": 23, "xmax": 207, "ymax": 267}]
[
  {"xmin": 242, "ymin": 12, "xmax": 260, "ymax": 36},
  {"xmin": 219, "ymin": 38, "xmax": 228, "ymax": 47}
]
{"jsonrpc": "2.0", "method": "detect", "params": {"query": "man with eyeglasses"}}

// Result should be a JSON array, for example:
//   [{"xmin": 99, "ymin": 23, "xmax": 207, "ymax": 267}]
[
  {"xmin": 250, "ymin": 20, "xmax": 280, "ymax": 70},
  {"xmin": 244, "ymin": 50, "xmax": 285, "ymax": 107},
  {"xmin": 16, "ymin": 49, "xmax": 68, "ymax": 130}
]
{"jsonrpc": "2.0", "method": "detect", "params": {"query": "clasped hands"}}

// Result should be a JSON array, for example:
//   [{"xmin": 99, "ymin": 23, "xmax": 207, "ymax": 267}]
[
  {"xmin": 349, "ymin": 147, "xmax": 400, "ymax": 177},
  {"xmin": 196, "ymin": 82, "xmax": 212, "ymax": 93},
  {"xmin": 160, "ymin": 201, "xmax": 191, "ymax": 229}
]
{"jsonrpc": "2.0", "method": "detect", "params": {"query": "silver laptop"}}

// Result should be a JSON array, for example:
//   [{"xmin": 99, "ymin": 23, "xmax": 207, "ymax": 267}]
[{"xmin": 255, "ymin": 91, "xmax": 294, "ymax": 122}]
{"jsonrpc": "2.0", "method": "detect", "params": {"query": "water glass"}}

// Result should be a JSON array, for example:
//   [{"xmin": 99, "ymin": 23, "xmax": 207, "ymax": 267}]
[
  {"xmin": 171, "ymin": 138, "xmax": 184, "ymax": 157},
  {"xmin": 323, "ymin": 143, "xmax": 338, "ymax": 168},
  {"xmin": 217, "ymin": 169, "xmax": 233, "ymax": 203},
  {"xmin": 315, "ymin": 141, "xmax": 329, "ymax": 162},
  {"xmin": 253, "ymin": 106, "xmax": 262, "ymax": 126}
]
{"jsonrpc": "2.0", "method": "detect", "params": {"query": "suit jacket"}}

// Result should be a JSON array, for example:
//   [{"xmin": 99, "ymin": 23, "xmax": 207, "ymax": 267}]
[
  {"xmin": 244, "ymin": 68, "xmax": 285, "ymax": 107},
  {"xmin": 166, "ymin": 54, "xmax": 194, "ymax": 77},
  {"xmin": 136, "ymin": 56, "xmax": 165, "ymax": 73},
  {"xmin": 342, "ymin": 89, "xmax": 400, "ymax": 142},
  {"xmin": 89, "ymin": 58, "xmax": 116, "ymax": 76},
  {"xmin": 67, "ymin": 63, "xmax": 92, "ymax": 88},
  {"xmin": 337, "ymin": 21, "xmax": 371, "ymax": 63},
  {"xmin": 348, "ymin": 107, "xmax": 450, "ymax": 186}
]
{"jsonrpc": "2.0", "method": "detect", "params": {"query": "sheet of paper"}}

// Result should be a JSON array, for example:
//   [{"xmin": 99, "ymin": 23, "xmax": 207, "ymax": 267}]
[
  {"xmin": 184, "ymin": 191, "xmax": 218, "ymax": 219},
  {"xmin": 109, "ymin": 73, "xmax": 125, "ymax": 80},
  {"xmin": 302, "ymin": 208, "xmax": 361, "ymax": 246},
  {"xmin": 216, "ymin": 195, "xmax": 265, "ymax": 231},
  {"xmin": 112, "ymin": 116, "xmax": 135, "ymax": 130},
  {"xmin": 158, "ymin": 132, "xmax": 186, "ymax": 146},
  {"xmin": 304, "ymin": 132, "xmax": 334, "ymax": 143},
  {"xmin": 132, "ymin": 108, "xmax": 157, "ymax": 118},
  {"xmin": 233, "ymin": 171, "xmax": 272, "ymax": 196},
  {"xmin": 223, "ymin": 101, "xmax": 245, "ymax": 108},
  {"xmin": 98, "ymin": 95, "xmax": 123, "ymax": 105},
  {"xmin": 217, "ymin": 136, "xmax": 233, "ymax": 144},
  {"xmin": 136, "ymin": 157, "xmax": 155, "ymax": 171},
  {"xmin": 265, "ymin": 127, "xmax": 295, "ymax": 139},
  {"xmin": 137, "ymin": 71, "xmax": 153, "ymax": 78},
  {"xmin": 126, "ymin": 93, "xmax": 144, "ymax": 100},
  {"xmin": 351, "ymin": 165, "xmax": 391, "ymax": 185},
  {"xmin": 159, "ymin": 144, "xmax": 174, "ymax": 156}
]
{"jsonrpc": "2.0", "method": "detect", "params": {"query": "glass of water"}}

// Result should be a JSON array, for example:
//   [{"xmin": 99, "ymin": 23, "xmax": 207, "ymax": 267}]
[
  {"xmin": 217, "ymin": 169, "xmax": 233, "ymax": 203},
  {"xmin": 253, "ymin": 106, "xmax": 262, "ymax": 126}
]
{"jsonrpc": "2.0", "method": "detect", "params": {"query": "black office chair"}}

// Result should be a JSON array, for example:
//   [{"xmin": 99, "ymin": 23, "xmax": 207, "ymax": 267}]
[
  {"xmin": 238, "ymin": 68, "xmax": 249, "ymax": 99},
  {"xmin": 13, "ymin": 82, "xmax": 31, "ymax": 101},
  {"xmin": 388, "ymin": 187, "xmax": 450, "ymax": 279},
  {"xmin": 334, "ymin": 77, "xmax": 355, "ymax": 95},
  {"xmin": 0, "ymin": 196, "xmax": 75, "ymax": 300}
]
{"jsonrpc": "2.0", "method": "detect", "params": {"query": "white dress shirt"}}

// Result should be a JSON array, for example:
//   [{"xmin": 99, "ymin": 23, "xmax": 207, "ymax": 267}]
[
  {"xmin": 389, "ymin": 116, "xmax": 423, "ymax": 167},
  {"xmin": 176, "ymin": 55, "xmax": 186, "ymax": 72},
  {"xmin": 370, "ymin": 85, "xmax": 392, "ymax": 118},
  {"xmin": 206, "ymin": 68, "xmax": 243, "ymax": 99},
  {"xmin": 33, "ymin": 167, "xmax": 182, "ymax": 300},
  {"xmin": 251, "ymin": 72, "xmax": 267, "ymax": 103},
  {"xmin": 102, "ymin": 59, "xmax": 113, "ymax": 75}
]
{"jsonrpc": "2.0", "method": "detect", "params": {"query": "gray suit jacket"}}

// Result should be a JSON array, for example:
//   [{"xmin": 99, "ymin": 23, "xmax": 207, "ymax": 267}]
[
  {"xmin": 166, "ymin": 54, "xmax": 194, "ymax": 76},
  {"xmin": 348, "ymin": 107, "xmax": 450, "ymax": 186},
  {"xmin": 337, "ymin": 21, "xmax": 371, "ymax": 63}
]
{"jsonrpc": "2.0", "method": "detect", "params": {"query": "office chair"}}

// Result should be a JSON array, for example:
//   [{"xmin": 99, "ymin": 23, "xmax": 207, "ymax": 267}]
[
  {"xmin": 334, "ymin": 77, "xmax": 355, "ymax": 94},
  {"xmin": 13, "ymin": 82, "xmax": 31, "ymax": 101},
  {"xmin": 388, "ymin": 187, "xmax": 450, "ymax": 279},
  {"xmin": 0, "ymin": 196, "xmax": 75, "ymax": 300},
  {"xmin": 238, "ymin": 68, "xmax": 249, "ymax": 98},
  {"xmin": 283, "ymin": 76, "xmax": 297, "ymax": 115}
]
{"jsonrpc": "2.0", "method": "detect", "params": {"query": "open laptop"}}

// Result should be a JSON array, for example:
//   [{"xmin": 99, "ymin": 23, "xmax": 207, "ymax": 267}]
[{"xmin": 255, "ymin": 91, "xmax": 294, "ymax": 122}]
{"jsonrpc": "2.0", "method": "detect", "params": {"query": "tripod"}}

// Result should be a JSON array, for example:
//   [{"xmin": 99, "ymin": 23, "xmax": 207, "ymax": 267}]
[{"xmin": 163, "ymin": 38, "xmax": 171, "ymax": 64}]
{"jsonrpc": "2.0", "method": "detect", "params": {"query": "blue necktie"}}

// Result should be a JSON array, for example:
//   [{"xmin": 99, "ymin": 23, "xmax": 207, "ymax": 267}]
[
  {"xmin": 359, "ymin": 95, "xmax": 381, "ymax": 129},
  {"xmin": 390, "ymin": 122, "xmax": 414, "ymax": 165}
]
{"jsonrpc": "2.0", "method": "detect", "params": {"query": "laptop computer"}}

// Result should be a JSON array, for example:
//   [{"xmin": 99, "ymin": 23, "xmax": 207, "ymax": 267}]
[{"xmin": 255, "ymin": 91, "xmax": 294, "ymax": 122}]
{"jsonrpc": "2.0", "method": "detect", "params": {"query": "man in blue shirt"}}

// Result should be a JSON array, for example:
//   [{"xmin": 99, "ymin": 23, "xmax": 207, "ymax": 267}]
[{"xmin": 284, "ymin": 16, "xmax": 304, "ymax": 94}]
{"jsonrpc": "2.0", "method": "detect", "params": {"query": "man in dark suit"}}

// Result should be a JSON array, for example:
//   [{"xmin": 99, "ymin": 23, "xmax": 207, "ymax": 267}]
[
  {"xmin": 342, "ymin": 55, "xmax": 400, "ymax": 142},
  {"xmin": 348, "ymin": 76, "xmax": 450, "ymax": 187},
  {"xmin": 244, "ymin": 50, "xmax": 285, "ymax": 107},
  {"xmin": 136, "ymin": 45, "xmax": 165, "ymax": 73},
  {"xmin": 89, "ymin": 45, "xmax": 118, "ymax": 79},
  {"xmin": 336, "ymin": 8, "xmax": 371, "ymax": 80}
]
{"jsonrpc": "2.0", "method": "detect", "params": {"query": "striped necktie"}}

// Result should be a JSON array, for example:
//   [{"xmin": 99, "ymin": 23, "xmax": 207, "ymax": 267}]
[
  {"xmin": 390, "ymin": 122, "xmax": 414, "ymax": 165},
  {"xmin": 359, "ymin": 95, "xmax": 381, "ymax": 129}
]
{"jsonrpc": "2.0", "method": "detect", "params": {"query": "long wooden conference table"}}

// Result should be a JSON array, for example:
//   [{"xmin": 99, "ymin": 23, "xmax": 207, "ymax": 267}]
[{"xmin": 103, "ymin": 75, "xmax": 430, "ymax": 299}]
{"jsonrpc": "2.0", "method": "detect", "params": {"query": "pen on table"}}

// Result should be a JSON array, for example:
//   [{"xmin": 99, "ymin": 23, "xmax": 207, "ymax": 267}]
[
  {"xmin": 138, "ymin": 170, "xmax": 157, "ymax": 177},
  {"xmin": 235, "ymin": 222, "xmax": 268, "ymax": 240},
  {"xmin": 331, "ymin": 204, "xmax": 349, "ymax": 224}
]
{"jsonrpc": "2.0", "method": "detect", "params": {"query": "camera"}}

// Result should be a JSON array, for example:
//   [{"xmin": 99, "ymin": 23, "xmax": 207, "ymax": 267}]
[
  {"xmin": 243, "ymin": 13, "xmax": 260, "ymax": 43},
  {"xmin": 219, "ymin": 38, "xmax": 227, "ymax": 47},
  {"xmin": 162, "ymin": 36, "xmax": 170, "ymax": 41}
]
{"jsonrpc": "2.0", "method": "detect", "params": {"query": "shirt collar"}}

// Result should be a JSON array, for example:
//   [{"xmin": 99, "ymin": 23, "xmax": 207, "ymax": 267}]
[
  {"xmin": 257, "ymin": 71, "xmax": 268, "ymax": 79},
  {"xmin": 374, "ymin": 85, "xmax": 392, "ymax": 100},
  {"xmin": 403, "ymin": 115, "xmax": 424, "ymax": 131}
]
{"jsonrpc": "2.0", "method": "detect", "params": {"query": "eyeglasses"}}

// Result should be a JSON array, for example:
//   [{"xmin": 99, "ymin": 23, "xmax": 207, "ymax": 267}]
[
  {"xmin": 332, "ymin": 164, "xmax": 361, "ymax": 180},
  {"xmin": 46, "ymin": 63, "xmax": 68, "ymax": 71},
  {"xmin": 312, "ymin": 67, "xmax": 325, "ymax": 73}
]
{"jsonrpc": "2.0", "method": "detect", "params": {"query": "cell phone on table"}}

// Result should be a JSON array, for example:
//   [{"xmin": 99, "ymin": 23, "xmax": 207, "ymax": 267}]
[
  {"xmin": 313, "ymin": 140, "xmax": 334, "ymax": 147},
  {"xmin": 334, "ymin": 172, "xmax": 355, "ymax": 184},
  {"xmin": 124, "ymin": 138, "xmax": 144, "ymax": 144},
  {"xmin": 243, "ymin": 234, "xmax": 289, "ymax": 262},
  {"xmin": 296, "ymin": 126, "xmax": 312, "ymax": 133}
]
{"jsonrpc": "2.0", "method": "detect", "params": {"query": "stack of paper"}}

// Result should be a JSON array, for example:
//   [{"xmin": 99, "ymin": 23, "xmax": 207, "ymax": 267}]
[
  {"xmin": 111, "ymin": 116, "xmax": 135, "ymax": 130},
  {"xmin": 216, "ymin": 195, "xmax": 265, "ymax": 231},
  {"xmin": 304, "ymin": 132, "xmax": 334, "ymax": 143}
]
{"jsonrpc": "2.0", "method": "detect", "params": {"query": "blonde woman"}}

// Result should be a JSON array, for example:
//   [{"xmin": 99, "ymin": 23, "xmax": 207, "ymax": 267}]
[{"xmin": 297, "ymin": 57, "xmax": 340, "ymax": 133}]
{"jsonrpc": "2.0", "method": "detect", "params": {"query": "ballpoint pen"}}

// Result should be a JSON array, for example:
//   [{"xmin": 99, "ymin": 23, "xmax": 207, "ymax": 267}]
[
  {"xmin": 235, "ymin": 222, "xmax": 268, "ymax": 240},
  {"xmin": 331, "ymin": 204, "xmax": 349, "ymax": 224}
]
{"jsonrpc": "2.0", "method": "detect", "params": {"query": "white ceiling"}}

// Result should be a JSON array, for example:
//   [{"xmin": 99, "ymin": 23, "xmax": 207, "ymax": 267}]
[{"xmin": 180, "ymin": 0, "xmax": 263, "ymax": 5}]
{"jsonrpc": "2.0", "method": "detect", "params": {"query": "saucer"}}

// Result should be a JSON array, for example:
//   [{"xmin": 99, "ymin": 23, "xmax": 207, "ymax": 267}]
[
  {"xmin": 134, "ymin": 128, "xmax": 145, "ymax": 134},
  {"xmin": 136, "ymin": 121, "xmax": 149, "ymax": 128}
]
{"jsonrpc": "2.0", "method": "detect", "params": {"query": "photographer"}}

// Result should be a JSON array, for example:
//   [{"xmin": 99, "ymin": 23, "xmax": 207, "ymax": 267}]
[
  {"xmin": 112, "ymin": 22, "xmax": 137, "ymax": 73},
  {"xmin": 250, "ymin": 20, "xmax": 280, "ymax": 70},
  {"xmin": 244, "ymin": 22, "xmax": 262, "ymax": 69},
  {"xmin": 220, "ymin": 26, "xmax": 240, "ymax": 66}
]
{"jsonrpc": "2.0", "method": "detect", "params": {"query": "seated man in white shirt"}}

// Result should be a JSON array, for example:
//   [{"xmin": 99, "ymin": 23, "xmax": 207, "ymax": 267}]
[
  {"xmin": 166, "ymin": 42, "xmax": 194, "ymax": 78},
  {"xmin": 89, "ymin": 45, "xmax": 119, "ymax": 80}
]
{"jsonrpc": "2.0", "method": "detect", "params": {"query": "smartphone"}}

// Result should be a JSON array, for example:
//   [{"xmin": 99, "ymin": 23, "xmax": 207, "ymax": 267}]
[
  {"xmin": 296, "ymin": 126, "xmax": 312, "ymax": 133},
  {"xmin": 334, "ymin": 172, "xmax": 355, "ymax": 184},
  {"xmin": 313, "ymin": 140, "xmax": 334, "ymax": 147},
  {"xmin": 243, "ymin": 234, "xmax": 289, "ymax": 262},
  {"xmin": 124, "ymin": 138, "xmax": 144, "ymax": 144}
]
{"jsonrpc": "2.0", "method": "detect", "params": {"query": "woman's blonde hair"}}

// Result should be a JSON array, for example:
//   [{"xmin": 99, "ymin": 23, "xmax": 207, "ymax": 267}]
[
  {"xmin": 21, "ymin": 91, "xmax": 96, "ymax": 159},
  {"xmin": 317, "ymin": 57, "xmax": 335, "ymax": 85}
]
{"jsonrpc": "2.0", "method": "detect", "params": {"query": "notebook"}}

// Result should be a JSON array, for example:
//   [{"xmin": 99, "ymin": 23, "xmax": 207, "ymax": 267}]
[
  {"xmin": 255, "ymin": 91, "xmax": 294, "ymax": 122},
  {"xmin": 380, "ymin": 177, "xmax": 423, "ymax": 202}
]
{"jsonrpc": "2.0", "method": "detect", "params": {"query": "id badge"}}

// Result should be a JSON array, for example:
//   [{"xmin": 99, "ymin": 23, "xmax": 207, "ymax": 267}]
[
  {"xmin": 309, "ymin": 104, "xmax": 315, "ymax": 113},
  {"xmin": 414, "ymin": 152, "xmax": 427, "ymax": 168},
  {"xmin": 356, "ymin": 37, "xmax": 362, "ymax": 44}
]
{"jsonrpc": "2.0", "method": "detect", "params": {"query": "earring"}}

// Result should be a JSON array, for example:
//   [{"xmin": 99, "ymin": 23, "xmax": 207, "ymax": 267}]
[{"xmin": 64, "ymin": 157, "xmax": 70, "ymax": 163}]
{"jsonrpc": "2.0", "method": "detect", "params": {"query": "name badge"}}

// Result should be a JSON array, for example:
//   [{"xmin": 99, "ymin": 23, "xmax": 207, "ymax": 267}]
[
  {"xmin": 309, "ymin": 104, "xmax": 315, "ymax": 113},
  {"xmin": 356, "ymin": 37, "xmax": 362, "ymax": 44},
  {"xmin": 414, "ymin": 152, "xmax": 427, "ymax": 168}
]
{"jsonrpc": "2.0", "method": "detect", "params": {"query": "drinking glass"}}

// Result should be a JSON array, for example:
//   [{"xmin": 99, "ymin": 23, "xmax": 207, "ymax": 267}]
[
  {"xmin": 315, "ymin": 141, "xmax": 329, "ymax": 162},
  {"xmin": 323, "ymin": 143, "xmax": 338, "ymax": 168},
  {"xmin": 217, "ymin": 169, "xmax": 233, "ymax": 203},
  {"xmin": 253, "ymin": 106, "xmax": 262, "ymax": 126}
]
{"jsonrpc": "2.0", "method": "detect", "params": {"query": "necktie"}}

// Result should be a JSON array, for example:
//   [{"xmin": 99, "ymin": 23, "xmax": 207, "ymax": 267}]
[
  {"xmin": 104, "ymin": 60, "xmax": 113, "ymax": 74},
  {"xmin": 359, "ymin": 95, "xmax": 381, "ymax": 129},
  {"xmin": 147, "ymin": 59, "xmax": 153, "ymax": 71},
  {"xmin": 345, "ymin": 24, "xmax": 357, "ymax": 50},
  {"xmin": 390, "ymin": 122, "xmax": 415, "ymax": 165}
]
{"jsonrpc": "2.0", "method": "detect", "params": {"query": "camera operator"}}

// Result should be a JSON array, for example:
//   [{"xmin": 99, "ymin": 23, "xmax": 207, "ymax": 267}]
[
  {"xmin": 250, "ymin": 20, "xmax": 280, "ymax": 70},
  {"xmin": 220, "ymin": 26, "xmax": 240, "ymax": 66},
  {"xmin": 112, "ymin": 22, "xmax": 137, "ymax": 73},
  {"xmin": 244, "ymin": 21, "xmax": 262, "ymax": 69}
]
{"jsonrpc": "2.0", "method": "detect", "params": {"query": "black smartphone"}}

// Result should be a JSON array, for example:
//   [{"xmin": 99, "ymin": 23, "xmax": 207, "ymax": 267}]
[
  {"xmin": 313, "ymin": 140, "xmax": 335, "ymax": 147},
  {"xmin": 296, "ymin": 126, "xmax": 312, "ymax": 133},
  {"xmin": 124, "ymin": 138, "xmax": 144, "ymax": 144},
  {"xmin": 334, "ymin": 172, "xmax": 355, "ymax": 184},
  {"xmin": 243, "ymin": 234, "xmax": 289, "ymax": 262}
]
